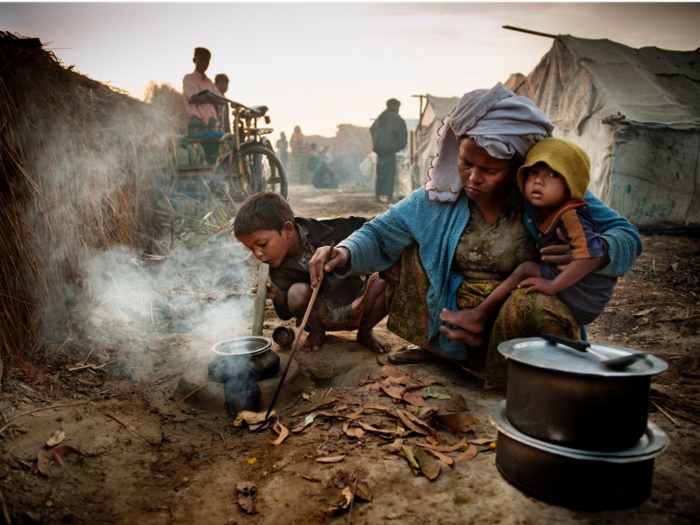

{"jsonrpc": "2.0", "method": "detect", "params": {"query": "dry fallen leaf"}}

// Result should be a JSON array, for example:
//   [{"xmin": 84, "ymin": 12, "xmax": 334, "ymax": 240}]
[
  {"xmin": 324, "ymin": 486, "xmax": 354, "ymax": 513},
  {"xmin": 415, "ymin": 447, "xmax": 441, "ymax": 480},
  {"xmin": 455, "ymin": 444, "xmax": 478, "ymax": 462},
  {"xmin": 468, "ymin": 438, "xmax": 497, "ymax": 445},
  {"xmin": 266, "ymin": 421, "xmax": 289, "ymax": 446},
  {"xmin": 357, "ymin": 420, "xmax": 380, "ymax": 432},
  {"xmin": 379, "ymin": 384, "xmax": 405, "ymax": 400},
  {"xmin": 426, "ymin": 435, "xmax": 440, "ymax": 446},
  {"xmin": 342, "ymin": 421, "xmax": 366, "ymax": 439},
  {"xmin": 445, "ymin": 392, "xmax": 468, "ymax": 412},
  {"xmin": 397, "ymin": 410, "xmax": 439, "ymax": 438},
  {"xmin": 425, "ymin": 448, "xmax": 454, "ymax": 466},
  {"xmin": 402, "ymin": 391, "xmax": 428, "ymax": 407},
  {"xmin": 45, "ymin": 429, "xmax": 66, "ymax": 448},
  {"xmin": 414, "ymin": 436, "xmax": 467, "ymax": 453},
  {"xmin": 355, "ymin": 480, "xmax": 373, "ymax": 502},
  {"xmin": 382, "ymin": 365, "xmax": 406, "ymax": 378},
  {"xmin": 315, "ymin": 456, "xmax": 345, "ymax": 463},
  {"xmin": 52, "ymin": 445, "xmax": 83, "ymax": 468},
  {"xmin": 37, "ymin": 450, "xmax": 51, "ymax": 477},
  {"xmin": 236, "ymin": 481, "xmax": 256, "ymax": 514},
  {"xmin": 364, "ymin": 404, "xmax": 389, "ymax": 411},
  {"xmin": 234, "ymin": 411, "xmax": 275, "ymax": 427},
  {"xmin": 435, "ymin": 412, "xmax": 478, "ymax": 433}
]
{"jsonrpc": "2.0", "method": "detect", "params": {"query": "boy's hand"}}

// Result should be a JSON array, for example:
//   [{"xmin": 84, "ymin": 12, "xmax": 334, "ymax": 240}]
[
  {"xmin": 309, "ymin": 246, "xmax": 350, "ymax": 288},
  {"xmin": 518, "ymin": 277, "xmax": 556, "ymax": 296},
  {"xmin": 252, "ymin": 278, "xmax": 284, "ymax": 305}
]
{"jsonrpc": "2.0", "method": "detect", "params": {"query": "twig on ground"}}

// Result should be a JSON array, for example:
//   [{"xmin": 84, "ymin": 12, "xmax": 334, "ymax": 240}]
[
  {"xmin": 652, "ymin": 401, "xmax": 681, "ymax": 427},
  {"xmin": 664, "ymin": 407, "xmax": 700, "ymax": 426},
  {"xmin": 0, "ymin": 487, "xmax": 11, "ymax": 525},
  {"xmin": 0, "ymin": 401, "xmax": 91, "ymax": 434},
  {"xmin": 167, "ymin": 382, "xmax": 212, "ymax": 413},
  {"xmin": 105, "ymin": 413, "xmax": 160, "ymax": 445},
  {"xmin": 347, "ymin": 475, "xmax": 359, "ymax": 525},
  {"xmin": 197, "ymin": 422, "xmax": 227, "ymax": 447}
]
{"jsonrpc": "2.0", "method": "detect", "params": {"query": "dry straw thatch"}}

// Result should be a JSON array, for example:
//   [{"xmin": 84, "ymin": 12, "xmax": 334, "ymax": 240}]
[{"xmin": 0, "ymin": 32, "xmax": 173, "ymax": 370}]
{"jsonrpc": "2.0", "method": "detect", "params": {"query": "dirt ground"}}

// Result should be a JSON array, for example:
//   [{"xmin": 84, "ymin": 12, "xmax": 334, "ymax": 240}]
[{"xmin": 1, "ymin": 184, "xmax": 699, "ymax": 524}]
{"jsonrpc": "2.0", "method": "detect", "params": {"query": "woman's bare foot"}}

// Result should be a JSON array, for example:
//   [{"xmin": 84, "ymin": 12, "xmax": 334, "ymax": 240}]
[
  {"xmin": 357, "ymin": 329, "xmax": 391, "ymax": 354},
  {"xmin": 439, "ymin": 308, "xmax": 487, "ymax": 334},
  {"xmin": 301, "ymin": 326, "xmax": 326, "ymax": 351},
  {"xmin": 439, "ymin": 325, "xmax": 483, "ymax": 347}
]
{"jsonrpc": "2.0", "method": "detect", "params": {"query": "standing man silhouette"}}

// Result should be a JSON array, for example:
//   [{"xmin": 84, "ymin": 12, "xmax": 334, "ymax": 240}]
[{"xmin": 370, "ymin": 98, "xmax": 408, "ymax": 203}]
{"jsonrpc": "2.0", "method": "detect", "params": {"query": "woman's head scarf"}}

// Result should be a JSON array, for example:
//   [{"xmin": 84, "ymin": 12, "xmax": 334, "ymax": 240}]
[{"xmin": 425, "ymin": 83, "xmax": 554, "ymax": 202}]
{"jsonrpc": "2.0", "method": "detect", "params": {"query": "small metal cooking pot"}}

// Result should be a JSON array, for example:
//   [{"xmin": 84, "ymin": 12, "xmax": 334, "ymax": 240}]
[
  {"xmin": 209, "ymin": 336, "xmax": 279, "ymax": 382},
  {"xmin": 498, "ymin": 337, "xmax": 667, "ymax": 452},
  {"xmin": 272, "ymin": 326, "xmax": 296, "ymax": 347},
  {"xmin": 209, "ymin": 337, "xmax": 280, "ymax": 415},
  {"xmin": 490, "ymin": 401, "xmax": 669, "ymax": 510}
]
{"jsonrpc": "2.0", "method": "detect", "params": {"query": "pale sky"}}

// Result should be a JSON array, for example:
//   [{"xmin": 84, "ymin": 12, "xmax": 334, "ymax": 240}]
[{"xmin": 3, "ymin": 2, "xmax": 700, "ymax": 138}]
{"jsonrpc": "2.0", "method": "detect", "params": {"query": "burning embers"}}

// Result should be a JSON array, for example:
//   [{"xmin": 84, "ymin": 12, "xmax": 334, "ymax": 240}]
[{"xmin": 208, "ymin": 337, "xmax": 280, "ymax": 415}]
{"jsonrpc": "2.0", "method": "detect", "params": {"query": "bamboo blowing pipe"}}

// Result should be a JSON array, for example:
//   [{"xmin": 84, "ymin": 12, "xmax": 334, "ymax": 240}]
[{"xmin": 252, "ymin": 263, "xmax": 270, "ymax": 336}]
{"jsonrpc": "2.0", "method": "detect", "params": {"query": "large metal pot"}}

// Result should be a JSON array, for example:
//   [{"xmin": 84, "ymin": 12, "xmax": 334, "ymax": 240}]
[
  {"xmin": 498, "ymin": 337, "xmax": 667, "ymax": 452},
  {"xmin": 490, "ymin": 401, "xmax": 669, "ymax": 510}
]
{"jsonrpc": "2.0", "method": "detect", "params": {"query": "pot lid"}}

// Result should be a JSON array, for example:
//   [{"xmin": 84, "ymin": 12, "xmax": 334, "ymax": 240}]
[
  {"xmin": 498, "ymin": 337, "xmax": 668, "ymax": 377},
  {"xmin": 490, "ymin": 401, "xmax": 669, "ymax": 461},
  {"xmin": 212, "ymin": 336, "xmax": 273, "ymax": 356}
]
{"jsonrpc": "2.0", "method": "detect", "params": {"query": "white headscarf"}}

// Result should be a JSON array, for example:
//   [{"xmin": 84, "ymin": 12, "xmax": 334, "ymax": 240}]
[{"xmin": 425, "ymin": 83, "xmax": 554, "ymax": 202}]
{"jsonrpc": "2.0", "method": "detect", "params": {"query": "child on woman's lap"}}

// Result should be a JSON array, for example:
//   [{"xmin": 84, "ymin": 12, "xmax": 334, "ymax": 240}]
[{"xmin": 440, "ymin": 137, "xmax": 616, "ymax": 334}]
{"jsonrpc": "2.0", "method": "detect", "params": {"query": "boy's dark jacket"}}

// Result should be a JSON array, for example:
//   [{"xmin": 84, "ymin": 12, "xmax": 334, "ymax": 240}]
[{"xmin": 269, "ymin": 216, "xmax": 370, "ymax": 321}]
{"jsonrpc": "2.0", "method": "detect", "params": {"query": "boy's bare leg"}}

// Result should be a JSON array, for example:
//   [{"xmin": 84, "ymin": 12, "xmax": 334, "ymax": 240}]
[
  {"xmin": 288, "ymin": 282, "xmax": 327, "ymax": 351},
  {"xmin": 439, "ymin": 261, "xmax": 541, "ymax": 344},
  {"xmin": 357, "ymin": 278, "xmax": 392, "ymax": 354}
]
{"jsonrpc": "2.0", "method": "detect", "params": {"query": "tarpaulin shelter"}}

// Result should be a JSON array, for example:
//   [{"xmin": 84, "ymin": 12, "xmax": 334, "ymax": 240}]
[{"xmin": 509, "ymin": 33, "xmax": 700, "ymax": 227}]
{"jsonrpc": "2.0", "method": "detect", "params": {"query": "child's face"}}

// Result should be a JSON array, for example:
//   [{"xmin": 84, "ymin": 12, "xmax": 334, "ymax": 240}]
[
  {"xmin": 523, "ymin": 162, "xmax": 570, "ymax": 212},
  {"xmin": 237, "ymin": 223, "xmax": 295, "ymax": 268}
]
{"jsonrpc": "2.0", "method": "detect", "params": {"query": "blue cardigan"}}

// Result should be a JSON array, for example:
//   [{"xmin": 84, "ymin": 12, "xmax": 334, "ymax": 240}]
[{"xmin": 336, "ymin": 188, "xmax": 642, "ymax": 360}]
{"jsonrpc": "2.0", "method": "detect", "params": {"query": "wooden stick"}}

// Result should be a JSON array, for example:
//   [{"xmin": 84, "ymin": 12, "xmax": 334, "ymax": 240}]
[
  {"xmin": 0, "ymin": 401, "xmax": 91, "ymax": 434},
  {"xmin": 252, "ymin": 263, "xmax": 270, "ymax": 336},
  {"xmin": 0, "ymin": 487, "xmax": 11, "ymax": 525},
  {"xmin": 663, "ymin": 407, "xmax": 700, "ymax": 426},
  {"xmin": 347, "ymin": 476, "xmax": 359, "ymax": 525},
  {"xmin": 265, "ymin": 243, "xmax": 334, "ymax": 418},
  {"xmin": 167, "ymin": 382, "xmax": 212, "ymax": 413},
  {"xmin": 651, "ymin": 401, "xmax": 681, "ymax": 427},
  {"xmin": 105, "ymin": 412, "xmax": 160, "ymax": 445}
]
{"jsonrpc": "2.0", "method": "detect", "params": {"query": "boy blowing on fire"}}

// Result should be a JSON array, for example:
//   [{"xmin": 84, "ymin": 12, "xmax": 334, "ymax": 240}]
[
  {"xmin": 441, "ymin": 137, "xmax": 617, "ymax": 332},
  {"xmin": 233, "ymin": 193, "xmax": 391, "ymax": 353}
]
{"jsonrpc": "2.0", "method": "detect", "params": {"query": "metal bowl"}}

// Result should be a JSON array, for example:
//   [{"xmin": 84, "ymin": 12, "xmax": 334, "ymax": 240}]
[{"xmin": 212, "ymin": 336, "xmax": 273, "ymax": 356}]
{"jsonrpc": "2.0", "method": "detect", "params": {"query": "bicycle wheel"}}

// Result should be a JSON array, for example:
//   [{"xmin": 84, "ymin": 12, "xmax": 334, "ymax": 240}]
[{"xmin": 239, "ymin": 144, "xmax": 288, "ymax": 199}]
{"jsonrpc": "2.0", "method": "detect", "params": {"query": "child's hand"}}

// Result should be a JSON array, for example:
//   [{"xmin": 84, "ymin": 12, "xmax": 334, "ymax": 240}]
[
  {"xmin": 518, "ymin": 277, "xmax": 556, "ymax": 296},
  {"xmin": 540, "ymin": 228, "xmax": 573, "ymax": 271},
  {"xmin": 252, "ymin": 279, "xmax": 284, "ymax": 305}
]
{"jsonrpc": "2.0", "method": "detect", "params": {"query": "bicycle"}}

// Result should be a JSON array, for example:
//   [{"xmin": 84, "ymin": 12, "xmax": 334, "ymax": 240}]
[{"xmin": 170, "ymin": 91, "xmax": 288, "ymax": 213}]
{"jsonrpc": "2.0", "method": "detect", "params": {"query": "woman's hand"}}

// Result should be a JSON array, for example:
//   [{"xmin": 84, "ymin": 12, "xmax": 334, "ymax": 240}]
[
  {"xmin": 382, "ymin": 263, "xmax": 401, "ymax": 285},
  {"xmin": 540, "ymin": 229, "xmax": 573, "ymax": 270},
  {"xmin": 309, "ymin": 246, "xmax": 350, "ymax": 288}
]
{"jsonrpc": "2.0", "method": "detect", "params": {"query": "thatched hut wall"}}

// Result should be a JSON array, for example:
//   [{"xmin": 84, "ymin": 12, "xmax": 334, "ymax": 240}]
[{"xmin": 0, "ymin": 32, "xmax": 174, "ymax": 368}]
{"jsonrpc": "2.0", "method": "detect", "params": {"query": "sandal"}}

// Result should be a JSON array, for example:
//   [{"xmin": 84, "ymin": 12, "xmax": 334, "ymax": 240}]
[{"xmin": 388, "ymin": 344, "xmax": 433, "ymax": 365}]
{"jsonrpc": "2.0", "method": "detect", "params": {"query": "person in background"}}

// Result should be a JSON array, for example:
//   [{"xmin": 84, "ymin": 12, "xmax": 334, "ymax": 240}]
[
  {"xmin": 276, "ymin": 131, "xmax": 289, "ymax": 167},
  {"xmin": 312, "ymin": 154, "xmax": 339, "ymax": 189},
  {"xmin": 307, "ymin": 143, "xmax": 322, "ymax": 173},
  {"xmin": 182, "ymin": 47, "xmax": 221, "ymax": 136},
  {"xmin": 370, "ymin": 98, "xmax": 408, "ymax": 204},
  {"xmin": 290, "ymin": 126, "xmax": 307, "ymax": 183},
  {"xmin": 214, "ymin": 73, "xmax": 231, "ymax": 133}
]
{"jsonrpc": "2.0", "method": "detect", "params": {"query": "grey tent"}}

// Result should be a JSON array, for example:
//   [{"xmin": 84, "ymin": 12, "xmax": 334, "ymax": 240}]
[{"xmin": 510, "ymin": 34, "xmax": 700, "ymax": 227}]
